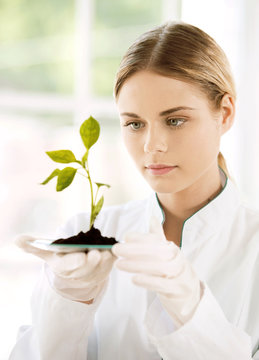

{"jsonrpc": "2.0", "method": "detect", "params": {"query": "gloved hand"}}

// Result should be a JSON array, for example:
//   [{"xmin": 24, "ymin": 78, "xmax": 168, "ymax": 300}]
[
  {"xmin": 112, "ymin": 229, "xmax": 202, "ymax": 328},
  {"xmin": 15, "ymin": 235, "xmax": 116, "ymax": 303}
]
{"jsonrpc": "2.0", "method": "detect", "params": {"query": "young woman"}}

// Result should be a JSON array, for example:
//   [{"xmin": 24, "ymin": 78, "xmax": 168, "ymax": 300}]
[{"xmin": 10, "ymin": 22, "xmax": 259, "ymax": 359}]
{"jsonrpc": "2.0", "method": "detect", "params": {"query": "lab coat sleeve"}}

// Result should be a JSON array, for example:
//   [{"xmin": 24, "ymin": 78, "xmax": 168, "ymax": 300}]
[
  {"xmin": 144, "ymin": 282, "xmax": 254, "ymax": 360},
  {"xmin": 9, "ymin": 266, "xmax": 103, "ymax": 360}
]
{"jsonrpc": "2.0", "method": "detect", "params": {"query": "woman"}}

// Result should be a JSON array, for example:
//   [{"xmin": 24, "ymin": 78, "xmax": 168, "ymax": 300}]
[{"xmin": 10, "ymin": 22, "xmax": 259, "ymax": 359}]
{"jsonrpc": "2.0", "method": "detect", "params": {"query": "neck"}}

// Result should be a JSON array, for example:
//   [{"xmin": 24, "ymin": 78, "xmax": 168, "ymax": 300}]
[{"xmin": 157, "ymin": 165, "xmax": 223, "ymax": 225}]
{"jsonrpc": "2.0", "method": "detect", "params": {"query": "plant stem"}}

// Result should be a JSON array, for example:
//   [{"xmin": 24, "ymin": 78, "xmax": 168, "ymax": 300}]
[{"xmin": 83, "ymin": 153, "xmax": 94, "ymax": 229}]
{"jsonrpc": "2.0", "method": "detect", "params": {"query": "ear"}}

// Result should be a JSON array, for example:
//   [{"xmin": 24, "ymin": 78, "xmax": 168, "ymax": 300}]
[{"xmin": 219, "ymin": 94, "xmax": 235, "ymax": 135}]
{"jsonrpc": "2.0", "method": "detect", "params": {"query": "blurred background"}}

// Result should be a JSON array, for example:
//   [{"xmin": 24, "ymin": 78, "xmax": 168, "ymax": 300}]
[{"xmin": 1, "ymin": 0, "xmax": 258, "ymax": 358}]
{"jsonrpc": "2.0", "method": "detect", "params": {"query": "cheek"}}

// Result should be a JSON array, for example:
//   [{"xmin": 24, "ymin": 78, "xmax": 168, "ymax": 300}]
[
  {"xmin": 181, "ymin": 123, "xmax": 220, "ymax": 166},
  {"xmin": 122, "ymin": 133, "xmax": 142, "ymax": 161}
]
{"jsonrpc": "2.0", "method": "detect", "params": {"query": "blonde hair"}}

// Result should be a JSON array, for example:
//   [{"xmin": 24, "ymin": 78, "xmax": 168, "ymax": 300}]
[{"xmin": 114, "ymin": 21, "xmax": 236, "ymax": 180}]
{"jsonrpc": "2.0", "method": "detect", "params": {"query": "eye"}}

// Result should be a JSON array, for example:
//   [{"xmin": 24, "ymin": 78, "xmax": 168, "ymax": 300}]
[
  {"xmin": 124, "ymin": 121, "xmax": 143, "ymax": 130},
  {"xmin": 166, "ymin": 118, "xmax": 186, "ymax": 128}
]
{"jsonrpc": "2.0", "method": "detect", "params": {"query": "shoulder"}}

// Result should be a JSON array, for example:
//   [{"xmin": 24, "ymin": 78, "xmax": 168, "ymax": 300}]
[
  {"xmin": 233, "ymin": 203, "xmax": 259, "ymax": 254},
  {"xmin": 226, "ymin": 179, "xmax": 259, "ymax": 243},
  {"xmin": 236, "ymin": 203, "xmax": 259, "ymax": 234}
]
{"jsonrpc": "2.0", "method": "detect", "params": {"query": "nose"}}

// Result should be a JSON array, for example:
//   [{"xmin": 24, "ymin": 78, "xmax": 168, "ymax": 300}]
[{"xmin": 143, "ymin": 128, "xmax": 168, "ymax": 153}]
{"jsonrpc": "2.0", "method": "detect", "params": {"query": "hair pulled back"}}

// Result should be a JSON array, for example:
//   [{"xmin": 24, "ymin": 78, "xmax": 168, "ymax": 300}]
[{"xmin": 114, "ymin": 21, "xmax": 236, "ymax": 179}]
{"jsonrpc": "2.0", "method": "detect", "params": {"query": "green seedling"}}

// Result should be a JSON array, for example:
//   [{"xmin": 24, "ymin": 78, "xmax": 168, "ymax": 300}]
[{"xmin": 41, "ymin": 116, "xmax": 110, "ymax": 229}]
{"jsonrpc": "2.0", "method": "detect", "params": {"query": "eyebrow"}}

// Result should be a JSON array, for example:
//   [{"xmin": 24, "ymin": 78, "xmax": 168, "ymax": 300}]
[{"xmin": 120, "ymin": 106, "xmax": 196, "ymax": 118}]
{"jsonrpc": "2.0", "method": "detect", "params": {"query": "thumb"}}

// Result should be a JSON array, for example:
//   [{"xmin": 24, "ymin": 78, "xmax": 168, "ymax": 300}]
[{"xmin": 15, "ymin": 234, "xmax": 52, "ymax": 261}]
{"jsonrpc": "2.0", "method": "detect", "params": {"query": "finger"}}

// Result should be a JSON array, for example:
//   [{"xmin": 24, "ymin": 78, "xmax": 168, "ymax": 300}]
[
  {"xmin": 50, "ymin": 252, "xmax": 88, "ymax": 275},
  {"xmin": 115, "ymin": 253, "xmax": 184, "ymax": 277},
  {"xmin": 132, "ymin": 274, "xmax": 188, "ymax": 295},
  {"xmin": 64, "ymin": 249, "xmax": 102, "ymax": 278},
  {"xmin": 51, "ymin": 249, "xmax": 100, "ymax": 278},
  {"xmin": 74, "ymin": 252, "xmax": 115, "ymax": 284},
  {"xmin": 112, "ymin": 242, "xmax": 178, "ymax": 261},
  {"xmin": 86, "ymin": 252, "xmax": 116, "ymax": 283},
  {"xmin": 99, "ymin": 250, "xmax": 115, "ymax": 263},
  {"xmin": 15, "ymin": 235, "xmax": 53, "ymax": 260},
  {"xmin": 87, "ymin": 249, "xmax": 102, "ymax": 267},
  {"xmin": 65, "ymin": 250, "xmax": 114, "ymax": 280}
]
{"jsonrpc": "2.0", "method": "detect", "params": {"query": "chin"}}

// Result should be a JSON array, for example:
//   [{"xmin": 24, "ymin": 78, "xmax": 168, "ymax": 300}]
[{"xmin": 144, "ymin": 177, "xmax": 181, "ymax": 194}]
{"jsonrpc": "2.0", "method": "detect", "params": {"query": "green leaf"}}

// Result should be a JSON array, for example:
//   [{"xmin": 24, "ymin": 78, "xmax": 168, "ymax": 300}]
[
  {"xmin": 46, "ymin": 150, "xmax": 78, "ymax": 164},
  {"xmin": 80, "ymin": 116, "xmax": 100, "ymax": 150},
  {"xmin": 41, "ymin": 169, "xmax": 60, "ymax": 185},
  {"xmin": 81, "ymin": 150, "xmax": 88, "ymax": 166},
  {"xmin": 92, "ymin": 195, "xmax": 104, "ymax": 222},
  {"xmin": 56, "ymin": 167, "xmax": 77, "ymax": 191},
  {"xmin": 95, "ymin": 182, "xmax": 111, "ymax": 189}
]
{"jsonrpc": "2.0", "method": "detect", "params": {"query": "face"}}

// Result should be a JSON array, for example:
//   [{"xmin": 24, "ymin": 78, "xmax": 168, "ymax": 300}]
[{"xmin": 116, "ymin": 70, "xmax": 232, "ymax": 194}]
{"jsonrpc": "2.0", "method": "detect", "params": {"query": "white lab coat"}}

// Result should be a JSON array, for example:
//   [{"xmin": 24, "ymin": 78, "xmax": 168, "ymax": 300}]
[{"xmin": 9, "ymin": 168, "xmax": 259, "ymax": 359}]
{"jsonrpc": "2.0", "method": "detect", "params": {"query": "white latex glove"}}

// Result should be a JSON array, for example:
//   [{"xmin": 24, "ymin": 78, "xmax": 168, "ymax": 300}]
[
  {"xmin": 16, "ymin": 235, "xmax": 116, "ymax": 302},
  {"xmin": 112, "ymin": 229, "xmax": 202, "ymax": 328}
]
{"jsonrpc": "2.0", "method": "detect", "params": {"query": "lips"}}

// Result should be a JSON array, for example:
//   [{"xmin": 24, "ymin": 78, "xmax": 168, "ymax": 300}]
[{"xmin": 145, "ymin": 164, "xmax": 177, "ymax": 175}]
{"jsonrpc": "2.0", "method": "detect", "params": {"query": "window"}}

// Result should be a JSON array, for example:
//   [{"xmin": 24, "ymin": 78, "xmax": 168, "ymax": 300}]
[{"xmin": 1, "ymin": 2, "xmax": 173, "ymax": 358}]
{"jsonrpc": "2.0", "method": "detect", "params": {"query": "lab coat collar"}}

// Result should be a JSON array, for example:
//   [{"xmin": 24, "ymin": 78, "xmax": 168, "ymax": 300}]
[{"xmin": 147, "ymin": 167, "xmax": 242, "ymax": 245}]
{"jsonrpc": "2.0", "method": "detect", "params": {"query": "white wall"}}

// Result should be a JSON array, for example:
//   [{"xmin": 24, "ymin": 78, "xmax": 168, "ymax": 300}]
[{"xmin": 181, "ymin": 0, "xmax": 259, "ymax": 208}]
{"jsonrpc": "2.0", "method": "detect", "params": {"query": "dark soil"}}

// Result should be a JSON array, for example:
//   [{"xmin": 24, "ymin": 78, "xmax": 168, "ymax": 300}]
[{"xmin": 51, "ymin": 226, "xmax": 118, "ymax": 245}]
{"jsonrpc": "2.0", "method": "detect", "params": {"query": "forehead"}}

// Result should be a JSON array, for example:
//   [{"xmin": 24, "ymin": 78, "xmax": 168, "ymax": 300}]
[{"xmin": 116, "ymin": 70, "xmax": 208, "ymax": 113}]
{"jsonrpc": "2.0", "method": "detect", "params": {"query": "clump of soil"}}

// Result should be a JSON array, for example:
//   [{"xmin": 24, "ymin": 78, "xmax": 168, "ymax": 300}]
[{"xmin": 51, "ymin": 226, "xmax": 118, "ymax": 245}]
